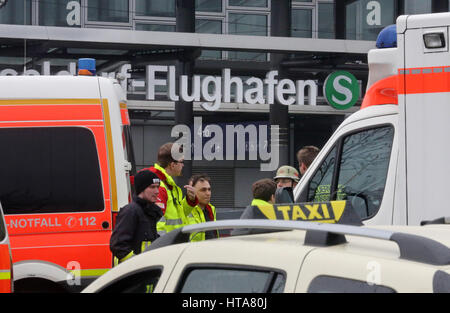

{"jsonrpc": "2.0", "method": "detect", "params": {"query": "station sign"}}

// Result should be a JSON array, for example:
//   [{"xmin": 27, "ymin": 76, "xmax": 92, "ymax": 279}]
[
  {"xmin": 0, "ymin": 62, "xmax": 360, "ymax": 111},
  {"xmin": 323, "ymin": 71, "xmax": 360, "ymax": 110}
]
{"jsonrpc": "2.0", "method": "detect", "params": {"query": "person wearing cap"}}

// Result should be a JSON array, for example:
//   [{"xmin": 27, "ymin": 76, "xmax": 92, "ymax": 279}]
[
  {"xmin": 274, "ymin": 165, "xmax": 300, "ymax": 189},
  {"xmin": 110, "ymin": 170, "xmax": 163, "ymax": 264}
]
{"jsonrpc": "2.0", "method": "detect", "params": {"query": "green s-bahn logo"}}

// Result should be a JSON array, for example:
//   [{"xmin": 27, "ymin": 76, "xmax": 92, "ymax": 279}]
[{"xmin": 324, "ymin": 71, "xmax": 360, "ymax": 110}]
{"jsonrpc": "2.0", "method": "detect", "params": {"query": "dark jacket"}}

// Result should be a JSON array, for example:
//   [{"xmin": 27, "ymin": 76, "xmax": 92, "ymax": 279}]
[{"xmin": 110, "ymin": 196, "xmax": 163, "ymax": 261}]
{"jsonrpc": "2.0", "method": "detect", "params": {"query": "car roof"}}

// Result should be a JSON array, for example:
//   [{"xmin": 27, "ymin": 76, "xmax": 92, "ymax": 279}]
[
  {"xmin": 193, "ymin": 224, "xmax": 450, "ymax": 263},
  {"xmin": 83, "ymin": 221, "xmax": 450, "ymax": 293},
  {"xmin": 170, "ymin": 220, "xmax": 450, "ymax": 268}
]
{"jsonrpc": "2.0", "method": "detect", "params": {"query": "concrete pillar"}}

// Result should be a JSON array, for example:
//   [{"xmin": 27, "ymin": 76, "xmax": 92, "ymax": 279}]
[
  {"xmin": 175, "ymin": 0, "xmax": 195, "ymax": 187},
  {"xmin": 270, "ymin": 0, "xmax": 291, "ymax": 172}
]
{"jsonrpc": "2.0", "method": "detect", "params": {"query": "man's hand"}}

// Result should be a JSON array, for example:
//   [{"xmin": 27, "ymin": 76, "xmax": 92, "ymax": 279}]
[{"xmin": 184, "ymin": 185, "xmax": 196, "ymax": 201}]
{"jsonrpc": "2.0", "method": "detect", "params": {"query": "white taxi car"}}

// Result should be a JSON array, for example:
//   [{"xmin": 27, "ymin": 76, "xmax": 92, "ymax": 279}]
[{"xmin": 83, "ymin": 219, "xmax": 450, "ymax": 293}]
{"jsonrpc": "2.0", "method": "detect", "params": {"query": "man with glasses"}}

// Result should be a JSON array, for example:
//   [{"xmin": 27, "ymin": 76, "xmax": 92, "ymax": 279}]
[{"xmin": 146, "ymin": 142, "xmax": 198, "ymax": 235}]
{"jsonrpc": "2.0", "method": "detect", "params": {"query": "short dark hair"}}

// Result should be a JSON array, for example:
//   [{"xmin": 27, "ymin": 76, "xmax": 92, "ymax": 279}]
[
  {"xmin": 297, "ymin": 145, "xmax": 320, "ymax": 168},
  {"xmin": 157, "ymin": 142, "xmax": 183, "ymax": 168},
  {"xmin": 190, "ymin": 173, "xmax": 211, "ymax": 187},
  {"xmin": 252, "ymin": 178, "xmax": 277, "ymax": 202}
]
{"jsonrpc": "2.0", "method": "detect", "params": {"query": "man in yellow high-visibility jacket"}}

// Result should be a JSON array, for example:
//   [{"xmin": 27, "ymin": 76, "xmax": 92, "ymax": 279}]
[
  {"xmin": 185, "ymin": 174, "xmax": 219, "ymax": 241},
  {"xmin": 146, "ymin": 143, "xmax": 198, "ymax": 235}
]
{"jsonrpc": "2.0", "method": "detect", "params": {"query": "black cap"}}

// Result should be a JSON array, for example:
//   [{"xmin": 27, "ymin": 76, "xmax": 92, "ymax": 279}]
[{"xmin": 135, "ymin": 170, "xmax": 160, "ymax": 195}]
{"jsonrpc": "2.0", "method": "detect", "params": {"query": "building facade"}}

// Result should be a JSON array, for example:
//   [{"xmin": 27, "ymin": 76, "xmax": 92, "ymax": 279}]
[{"xmin": 0, "ymin": 0, "xmax": 447, "ymax": 212}]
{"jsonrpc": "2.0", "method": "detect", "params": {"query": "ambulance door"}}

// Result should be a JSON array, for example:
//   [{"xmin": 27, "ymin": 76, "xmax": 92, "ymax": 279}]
[
  {"xmin": 400, "ymin": 22, "xmax": 450, "ymax": 224},
  {"xmin": 0, "ymin": 99, "xmax": 114, "ymax": 290}
]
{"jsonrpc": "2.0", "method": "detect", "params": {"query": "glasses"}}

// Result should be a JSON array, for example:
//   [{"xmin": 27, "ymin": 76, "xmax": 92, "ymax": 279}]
[{"xmin": 173, "ymin": 160, "xmax": 184, "ymax": 164}]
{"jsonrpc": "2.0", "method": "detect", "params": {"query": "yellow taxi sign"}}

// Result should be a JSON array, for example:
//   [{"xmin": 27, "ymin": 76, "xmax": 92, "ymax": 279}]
[{"xmin": 250, "ymin": 201, "xmax": 361, "ymax": 225}]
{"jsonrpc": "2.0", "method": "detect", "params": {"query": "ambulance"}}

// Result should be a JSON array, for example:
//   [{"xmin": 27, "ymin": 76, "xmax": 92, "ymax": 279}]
[
  {"xmin": 0, "ymin": 60, "xmax": 134, "ymax": 292},
  {"xmin": 291, "ymin": 12, "xmax": 450, "ymax": 226},
  {"xmin": 0, "ymin": 202, "xmax": 12, "ymax": 293}
]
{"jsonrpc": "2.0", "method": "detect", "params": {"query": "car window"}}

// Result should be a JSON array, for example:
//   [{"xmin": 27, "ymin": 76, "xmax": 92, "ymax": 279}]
[
  {"xmin": 99, "ymin": 268, "xmax": 162, "ymax": 293},
  {"xmin": 0, "ymin": 127, "xmax": 104, "ymax": 214},
  {"xmin": 178, "ymin": 267, "xmax": 285, "ymax": 293},
  {"xmin": 337, "ymin": 126, "xmax": 394, "ymax": 219},
  {"xmin": 307, "ymin": 275, "xmax": 396, "ymax": 293},
  {"xmin": 303, "ymin": 126, "xmax": 394, "ymax": 220},
  {"xmin": 307, "ymin": 146, "xmax": 337, "ymax": 202}
]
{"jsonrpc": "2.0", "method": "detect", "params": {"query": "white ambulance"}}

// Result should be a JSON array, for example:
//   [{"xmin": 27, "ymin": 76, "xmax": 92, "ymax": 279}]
[{"xmin": 292, "ymin": 12, "xmax": 450, "ymax": 226}]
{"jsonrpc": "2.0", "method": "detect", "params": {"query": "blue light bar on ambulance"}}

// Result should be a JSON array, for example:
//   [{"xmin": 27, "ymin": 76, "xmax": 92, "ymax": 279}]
[
  {"xmin": 78, "ymin": 58, "xmax": 96, "ymax": 76},
  {"xmin": 376, "ymin": 24, "xmax": 397, "ymax": 48}
]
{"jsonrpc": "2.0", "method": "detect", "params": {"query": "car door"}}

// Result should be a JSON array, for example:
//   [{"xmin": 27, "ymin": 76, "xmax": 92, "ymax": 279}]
[
  {"xmin": 161, "ymin": 236, "xmax": 314, "ymax": 293},
  {"xmin": 295, "ymin": 240, "xmax": 436, "ymax": 293}
]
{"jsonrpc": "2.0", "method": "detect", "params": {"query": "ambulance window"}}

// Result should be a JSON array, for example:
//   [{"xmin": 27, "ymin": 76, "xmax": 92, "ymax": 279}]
[
  {"xmin": 0, "ymin": 207, "xmax": 5, "ymax": 242},
  {"xmin": 306, "ymin": 146, "xmax": 337, "ymax": 202},
  {"xmin": 98, "ymin": 268, "xmax": 162, "ymax": 293},
  {"xmin": 123, "ymin": 125, "xmax": 136, "ymax": 175},
  {"xmin": 177, "ymin": 267, "xmax": 285, "ymax": 293},
  {"xmin": 337, "ymin": 126, "xmax": 394, "ymax": 219},
  {"xmin": 0, "ymin": 127, "xmax": 104, "ymax": 214},
  {"xmin": 307, "ymin": 275, "xmax": 396, "ymax": 293}
]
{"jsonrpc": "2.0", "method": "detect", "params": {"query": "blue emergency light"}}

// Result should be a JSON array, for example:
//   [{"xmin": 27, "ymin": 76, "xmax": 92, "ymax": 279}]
[
  {"xmin": 376, "ymin": 24, "xmax": 397, "ymax": 48},
  {"xmin": 78, "ymin": 58, "xmax": 96, "ymax": 76}
]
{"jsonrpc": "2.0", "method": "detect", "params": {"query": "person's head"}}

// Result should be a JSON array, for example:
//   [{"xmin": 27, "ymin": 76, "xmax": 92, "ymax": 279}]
[
  {"xmin": 190, "ymin": 174, "xmax": 211, "ymax": 207},
  {"xmin": 252, "ymin": 178, "xmax": 277, "ymax": 204},
  {"xmin": 134, "ymin": 170, "xmax": 160, "ymax": 203},
  {"xmin": 296, "ymin": 145, "xmax": 320, "ymax": 175},
  {"xmin": 274, "ymin": 165, "xmax": 300, "ymax": 189},
  {"xmin": 157, "ymin": 142, "xmax": 184, "ymax": 177}
]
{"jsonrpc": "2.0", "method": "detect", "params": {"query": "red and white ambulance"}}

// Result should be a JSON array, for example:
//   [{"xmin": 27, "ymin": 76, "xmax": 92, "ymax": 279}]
[
  {"xmin": 0, "ymin": 69, "xmax": 134, "ymax": 291},
  {"xmin": 293, "ymin": 12, "xmax": 450, "ymax": 226}
]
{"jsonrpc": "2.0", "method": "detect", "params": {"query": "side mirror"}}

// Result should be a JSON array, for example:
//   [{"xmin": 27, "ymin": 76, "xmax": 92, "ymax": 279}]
[{"xmin": 275, "ymin": 187, "xmax": 294, "ymax": 204}]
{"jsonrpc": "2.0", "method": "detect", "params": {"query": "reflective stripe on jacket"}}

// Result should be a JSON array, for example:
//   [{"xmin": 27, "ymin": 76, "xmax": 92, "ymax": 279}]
[{"xmin": 114, "ymin": 240, "xmax": 152, "ymax": 265}]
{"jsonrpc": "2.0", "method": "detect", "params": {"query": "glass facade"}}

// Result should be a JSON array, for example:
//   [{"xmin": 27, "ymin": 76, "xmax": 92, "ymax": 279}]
[
  {"xmin": 346, "ymin": 0, "xmax": 395, "ymax": 41},
  {"xmin": 404, "ymin": 0, "xmax": 432, "ymax": 14},
  {"xmin": 0, "ymin": 1, "xmax": 444, "ymax": 41},
  {"xmin": 0, "ymin": 0, "xmax": 31, "ymax": 25},
  {"xmin": 292, "ymin": 8, "xmax": 313, "ymax": 38},
  {"xmin": 87, "ymin": 0, "xmax": 129, "ymax": 23},
  {"xmin": 228, "ymin": 13, "xmax": 268, "ymax": 61},
  {"xmin": 136, "ymin": 0, "xmax": 176, "ymax": 17},
  {"xmin": 318, "ymin": 2, "xmax": 334, "ymax": 39},
  {"xmin": 196, "ymin": 19, "xmax": 222, "ymax": 59},
  {"xmin": 229, "ymin": 0, "xmax": 268, "ymax": 7},
  {"xmin": 40, "ymin": 0, "xmax": 81, "ymax": 27},
  {"xmin": 196, "ymin": 0, "xmax": 223, "ymax": 12}
]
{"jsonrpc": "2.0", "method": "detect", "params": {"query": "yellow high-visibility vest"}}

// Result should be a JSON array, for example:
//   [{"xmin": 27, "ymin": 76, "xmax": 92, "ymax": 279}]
[
  {"xmin": 154, "ymin": 164, "xmax": 192, "ymax": 235},
  {"xmin": 187, "ymin": 203, "xmax": 218, "ymax": 242}
]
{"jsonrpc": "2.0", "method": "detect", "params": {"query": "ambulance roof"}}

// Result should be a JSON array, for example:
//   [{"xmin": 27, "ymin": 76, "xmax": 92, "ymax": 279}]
[
  {"xmin": 339, "ymin": 104, "xmax": 398, "ymax": 128},
  {"xmin": 397, "ymin": 12, "xmax": 450, "ymax": 33}
]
